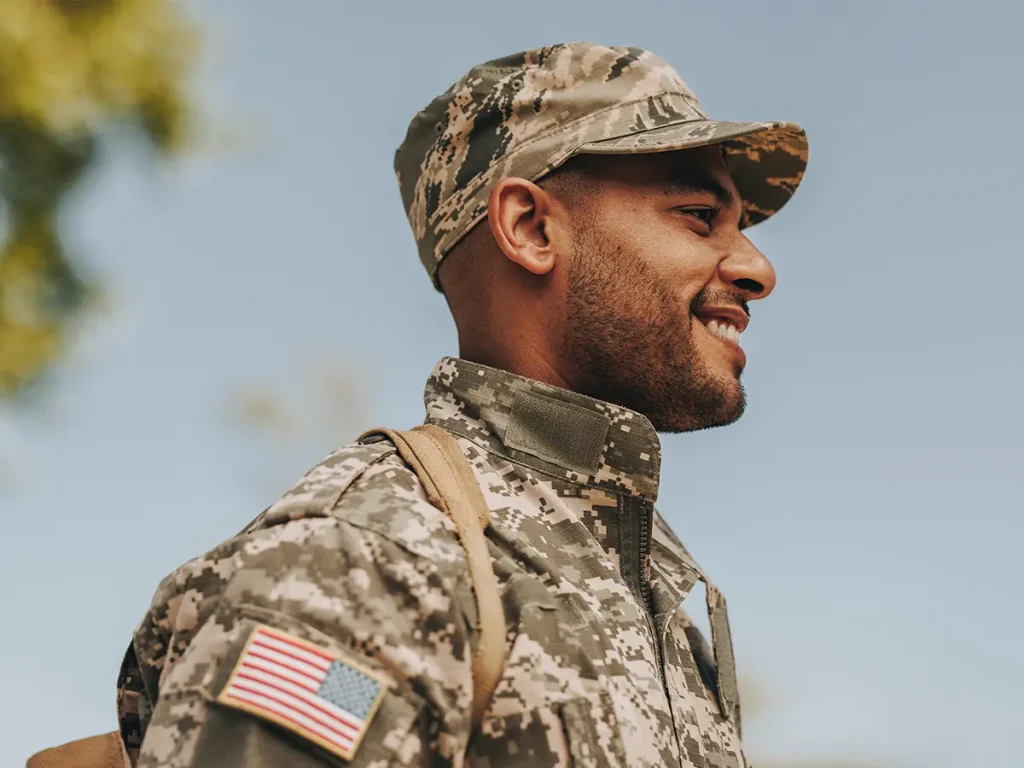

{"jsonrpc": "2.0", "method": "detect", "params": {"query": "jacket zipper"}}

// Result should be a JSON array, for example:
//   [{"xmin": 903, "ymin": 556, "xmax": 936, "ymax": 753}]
[
  {"xmin": 636, "ymin": 499, "xmax": 666, "ymax": 687},
  {"xmin": 621, "ymin": 497, "xmax": 667, "ymax": 689},
  {"xmin": 632, "ymin": 498, "xmax": 685, "ymax": 767}
]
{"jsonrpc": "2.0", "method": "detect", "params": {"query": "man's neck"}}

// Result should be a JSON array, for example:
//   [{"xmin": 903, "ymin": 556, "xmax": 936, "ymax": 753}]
[{"xmin": 457, "ymin": 340, "xmax": 575, "ymax": 394}]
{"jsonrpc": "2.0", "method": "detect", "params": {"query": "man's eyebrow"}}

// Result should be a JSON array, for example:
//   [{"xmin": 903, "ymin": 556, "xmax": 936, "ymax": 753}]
[{"xmin": 660, "ymin": 167, "xmax": 738, "ymax": 209}]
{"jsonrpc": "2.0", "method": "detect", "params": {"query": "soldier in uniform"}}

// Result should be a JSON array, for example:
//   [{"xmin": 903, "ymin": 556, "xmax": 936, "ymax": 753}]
[{"xmin": 118, "ymin": 42, "xmax": 808, "ymax": 767}]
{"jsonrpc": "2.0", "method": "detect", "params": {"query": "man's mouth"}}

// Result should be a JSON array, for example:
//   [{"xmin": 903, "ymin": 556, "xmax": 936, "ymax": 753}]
[
  {"xmin": 701, "ymin": 318, "xmax": 743, "ymax": 346},
  {"xmin": 693, "ymin": 306, "xmax": 749, "ymax": 348}
]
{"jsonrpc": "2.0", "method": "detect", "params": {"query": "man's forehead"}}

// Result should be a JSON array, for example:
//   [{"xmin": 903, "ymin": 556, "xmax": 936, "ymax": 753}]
[
  {"xmin": 581, "ymin": 146, "xmax": 739, "ymax": 204},
  {"xmin": 644, "ymin": 145, "xmax": 730, "ymax": 181}
]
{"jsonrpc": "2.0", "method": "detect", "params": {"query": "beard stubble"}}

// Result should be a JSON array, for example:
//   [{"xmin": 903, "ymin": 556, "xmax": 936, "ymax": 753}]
[{"xmin": 562, "ymin": 229, "xmax": 746, "ymax": 433}]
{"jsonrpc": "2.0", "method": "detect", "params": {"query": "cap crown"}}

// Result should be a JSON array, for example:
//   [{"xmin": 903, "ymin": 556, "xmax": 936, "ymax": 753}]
[{"xmin": 395, "ymin": 42, "xmax": 709, "ymax": 288}]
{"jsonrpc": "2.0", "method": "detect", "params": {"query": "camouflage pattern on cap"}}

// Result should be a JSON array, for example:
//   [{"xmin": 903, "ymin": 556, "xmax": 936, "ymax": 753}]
[
  {"xmin": 395, "ymin": 41, "xmax": 809, "ymax": 290},
  {"xmin": 120, "ymin": 356, "xmax": 748, "ymax": 766}
]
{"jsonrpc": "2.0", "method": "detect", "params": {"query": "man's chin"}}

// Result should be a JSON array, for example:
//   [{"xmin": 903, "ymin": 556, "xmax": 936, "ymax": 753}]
[{"xmin": 651, "ymin": 381, "xmax": 746, "ymax": 433}]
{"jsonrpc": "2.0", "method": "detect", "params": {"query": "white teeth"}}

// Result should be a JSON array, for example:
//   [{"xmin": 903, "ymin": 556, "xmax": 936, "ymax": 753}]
[{"xmin": 703, "ymin": 318, "xmax": 741, "ymax": 344}]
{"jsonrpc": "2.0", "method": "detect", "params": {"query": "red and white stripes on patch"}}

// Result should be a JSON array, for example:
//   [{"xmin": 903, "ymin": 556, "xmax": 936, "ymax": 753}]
[{"xmin": 219, "ymin": 626, "xmax": 365, "ymax": 755}]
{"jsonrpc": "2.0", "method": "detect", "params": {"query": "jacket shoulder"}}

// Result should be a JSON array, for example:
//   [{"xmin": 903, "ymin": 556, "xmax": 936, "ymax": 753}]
[
  {"xmin": 130, "ymin": 437, "xmax": 472, "ymax": 716},
  {"xmin": 241, "ymin": 438, "xmax": 399, "ymax": 532},
  {"xmin": 127, "ymin": 438, "xmax": 479, "ymax": 762},
  {"xmin": 147, "ymin": 437, "xmax": 464, "ymax": 626},
  {"xmin": 244, "ymin": 437, "xmax": 463, "ymax": 562}
]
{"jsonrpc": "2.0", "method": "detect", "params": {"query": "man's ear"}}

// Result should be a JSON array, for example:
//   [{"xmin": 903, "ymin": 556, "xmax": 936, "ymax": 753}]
[{"xmin": 486, "ymin": 177, "xmax": 557, "ymax": 276}]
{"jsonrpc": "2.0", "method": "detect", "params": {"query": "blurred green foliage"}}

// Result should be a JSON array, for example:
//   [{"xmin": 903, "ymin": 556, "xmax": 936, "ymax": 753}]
[{"xmin": 0, "ymin": 0, "xmax": 198, "ymax": 398}]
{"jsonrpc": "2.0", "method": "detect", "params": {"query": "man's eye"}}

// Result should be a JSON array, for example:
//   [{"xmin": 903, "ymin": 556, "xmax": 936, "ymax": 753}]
[{"xmin": 677, "ymin": 206, "xmax": 717, "ymax": 227}]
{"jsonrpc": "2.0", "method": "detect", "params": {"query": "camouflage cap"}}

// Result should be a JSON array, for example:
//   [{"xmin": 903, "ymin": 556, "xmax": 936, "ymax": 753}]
[{"xmin": 395, "ymin": 41, "xmax": 809, "ymax": 291}]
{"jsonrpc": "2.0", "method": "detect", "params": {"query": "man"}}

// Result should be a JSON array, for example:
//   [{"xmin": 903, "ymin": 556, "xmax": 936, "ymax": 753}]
[{"xmin": 118, "ymin": 42, "xmax": 807, "ymax": 767}]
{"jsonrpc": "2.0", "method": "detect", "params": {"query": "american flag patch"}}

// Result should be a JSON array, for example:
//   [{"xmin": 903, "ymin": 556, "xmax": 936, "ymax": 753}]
[{"xmin": 216, "ymin": 624, "xmax": 387, "ymax": 761}]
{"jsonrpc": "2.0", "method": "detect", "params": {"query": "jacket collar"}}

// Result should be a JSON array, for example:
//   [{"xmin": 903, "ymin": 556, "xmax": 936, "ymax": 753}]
[{"xmin": 423, "ymin": 356, "xmax": 662, "ymax": 502}]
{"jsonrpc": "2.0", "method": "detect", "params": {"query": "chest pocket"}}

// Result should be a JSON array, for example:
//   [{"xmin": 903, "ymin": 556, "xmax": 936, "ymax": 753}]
[
  {"xmin": 560, "ymin": 694, "xmax": 628, "ymax": 768},
  {"xmin": 468, "ymin": 579, "xmax": 628, "ymax": 767},
  {"xmin": 468, "ymin": 692, "xmax": 627, "ymax": 768}
]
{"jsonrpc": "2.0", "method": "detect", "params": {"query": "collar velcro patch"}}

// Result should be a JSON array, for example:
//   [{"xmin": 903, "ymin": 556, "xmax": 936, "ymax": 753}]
[{"xmin": 216, "ymin": 624, "xmax": 387, "ymax": 761}]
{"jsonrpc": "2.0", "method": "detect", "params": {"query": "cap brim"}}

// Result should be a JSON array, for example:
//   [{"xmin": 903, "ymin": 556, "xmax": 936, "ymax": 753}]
[{"xmin": 574, "ymin": 119, "xmax": 808, "ymax": 228}]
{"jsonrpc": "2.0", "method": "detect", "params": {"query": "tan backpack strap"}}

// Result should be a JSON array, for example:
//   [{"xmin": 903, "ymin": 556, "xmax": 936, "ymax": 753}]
[
  {"xmin": 358, "ymin": 424, "xmax": 506, "ymax": 729},
  {"xmin": 26, "ymin": 731, "xmax": 129, "ymax": 768}
]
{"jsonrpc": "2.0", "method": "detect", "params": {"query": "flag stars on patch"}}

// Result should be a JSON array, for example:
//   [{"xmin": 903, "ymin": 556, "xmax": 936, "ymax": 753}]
[{"xmin": 318, "ymin": 661, "xmax": 381, "ymax": 720}]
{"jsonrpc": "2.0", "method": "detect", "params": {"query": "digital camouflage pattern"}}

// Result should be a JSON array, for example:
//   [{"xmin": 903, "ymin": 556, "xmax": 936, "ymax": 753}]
[
  {"xmin": 394, "ymin": 41, "xmax": 809, "ymax": 289},
  {"xmin": 118, "ymin": 357, "xmax": 747, "ymax": 767}
]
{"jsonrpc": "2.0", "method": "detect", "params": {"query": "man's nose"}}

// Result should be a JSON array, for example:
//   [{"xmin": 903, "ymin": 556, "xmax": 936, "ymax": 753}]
[{"xmin": 718, "ymin": 233, "xmax": 777, "ymax": 300}]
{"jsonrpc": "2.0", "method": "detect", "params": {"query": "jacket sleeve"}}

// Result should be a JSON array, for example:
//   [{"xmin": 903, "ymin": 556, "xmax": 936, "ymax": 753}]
[{"xmin": 134, "ymin": 510, "xmax": 476, "ymax": 768}]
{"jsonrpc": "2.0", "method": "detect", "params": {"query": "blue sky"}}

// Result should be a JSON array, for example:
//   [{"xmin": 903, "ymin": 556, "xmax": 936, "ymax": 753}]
[{"xmin": 4, "ymin": 1, "xmax": 1022, "ymax": 766}]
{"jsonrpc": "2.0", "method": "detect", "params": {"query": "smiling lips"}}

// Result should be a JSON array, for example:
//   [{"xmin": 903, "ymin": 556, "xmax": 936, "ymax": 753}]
[
  {"xmin": 694, "ymin": 306, "xmax": 749, "ymax": 349},
  {"xmin": 704, "ymin": 318, "xmax": 742, "ymax": 345}
]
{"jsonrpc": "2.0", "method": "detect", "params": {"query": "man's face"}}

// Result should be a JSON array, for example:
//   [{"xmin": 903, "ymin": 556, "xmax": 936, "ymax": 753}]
[{"xmin": 558, "ymin": 145, "xmax": 777, "ymax": 432}]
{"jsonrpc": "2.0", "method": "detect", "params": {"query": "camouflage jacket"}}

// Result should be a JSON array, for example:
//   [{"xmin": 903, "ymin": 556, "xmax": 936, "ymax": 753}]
[{"xmin": 118, "ymin": 356, "xmax": 747, "ymax": 767}]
